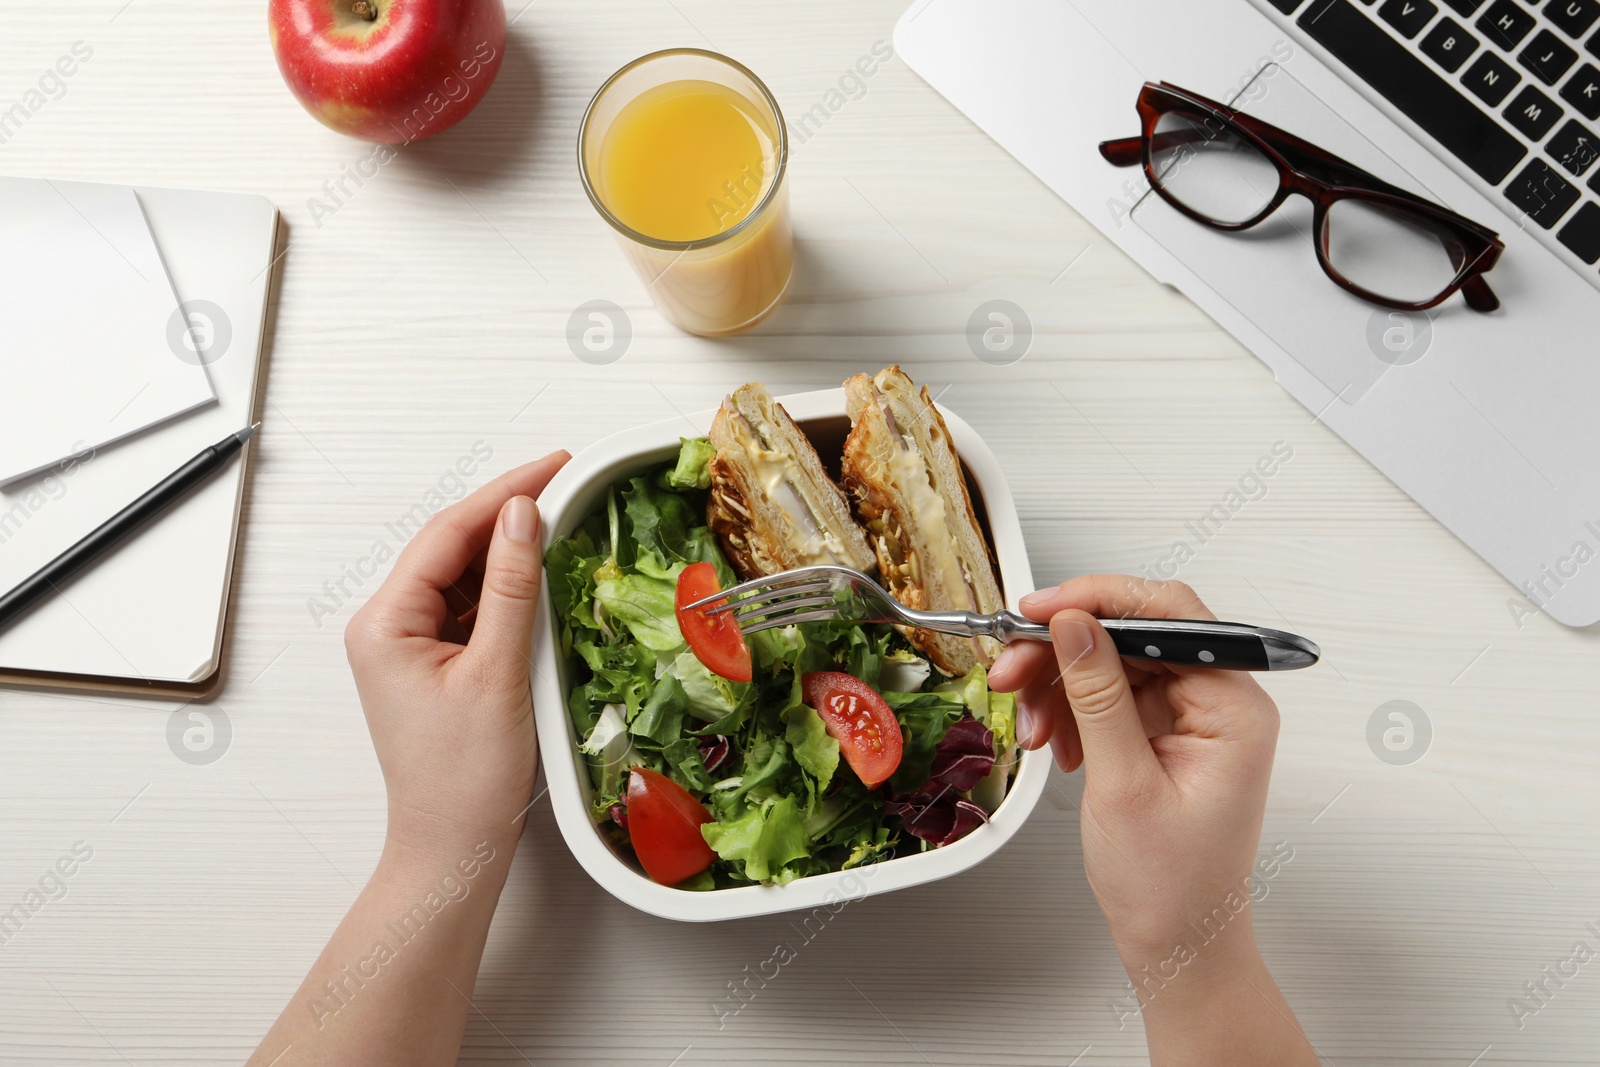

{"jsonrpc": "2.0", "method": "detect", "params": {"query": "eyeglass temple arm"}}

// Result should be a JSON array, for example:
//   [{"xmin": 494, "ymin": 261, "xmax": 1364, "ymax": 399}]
[
  {"xmin": 1099, "ymin": 136, "xmax": 1143, "ymax": 167},
  {"xmin": 1102, "ymin": 124, "xmax": 1264, "ymax": 168},
  {"xmin": 1461, "ymin": 274, "xmax": 1500, "ymax": 313}
]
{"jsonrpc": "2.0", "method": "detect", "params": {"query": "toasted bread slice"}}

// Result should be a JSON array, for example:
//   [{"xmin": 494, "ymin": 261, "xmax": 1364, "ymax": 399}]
[
  {"xmin": 707, "ymin": 383, "xmax": 876, "ymax": 580},
  {"xmin": 841, "ymin": 367, "xmax": 1003, "ymax": 675}
]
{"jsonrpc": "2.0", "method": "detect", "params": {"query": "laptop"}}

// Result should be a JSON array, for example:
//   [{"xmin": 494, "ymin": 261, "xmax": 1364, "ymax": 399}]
[{"xmin": 896, "ymin": 0, "xmax": 1600, "ymax": 626}]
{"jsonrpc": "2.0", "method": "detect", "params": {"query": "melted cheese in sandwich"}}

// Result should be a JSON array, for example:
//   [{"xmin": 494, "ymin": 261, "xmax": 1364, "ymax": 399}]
[
  {"xmin": 743, "ymin": 440, "xmax": 850, "ymax": 566},
  {"xmin": 888, "ymin": 436, "xmax": 972, "ymax": 611}
]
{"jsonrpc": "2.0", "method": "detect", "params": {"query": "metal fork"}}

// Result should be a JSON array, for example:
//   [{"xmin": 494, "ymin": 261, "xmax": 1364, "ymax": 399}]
[{"xmin": 683, "ymin": 564, "xmax": 1319, "ymax": 671}]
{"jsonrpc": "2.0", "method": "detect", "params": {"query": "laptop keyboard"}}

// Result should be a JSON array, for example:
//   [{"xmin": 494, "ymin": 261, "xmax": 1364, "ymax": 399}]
[{"xmin": 1266, "ymin": 0, "xmax": 1600, "ymax": 274}]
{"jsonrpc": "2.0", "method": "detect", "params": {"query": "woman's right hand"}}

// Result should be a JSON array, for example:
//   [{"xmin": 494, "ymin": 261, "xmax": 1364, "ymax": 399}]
[
  {"xmin": 989, "ymin": 575, "xmax": 1281, "ymax": 957},
  {"xmin": 988, "ymin": 576, "xmax": 1317, "ymax": 1065}
]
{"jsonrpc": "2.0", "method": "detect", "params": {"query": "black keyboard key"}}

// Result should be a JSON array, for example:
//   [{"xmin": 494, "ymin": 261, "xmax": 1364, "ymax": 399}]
[
  {"xmin": 1505, "ymin": 158, "xmax": 1581, "ymax": 223},
  {"xmin": 1464, "ymin": 51, "xmax": 1524, "ymax": 104},
  {"xmin": 1299, "ymin": 0, "xmax": 1528, "ymax": 182},
  {"xmin": 1265, "ymin": 0, "xmax": 1308, "ymax": 11},
  {"xmin": 1479, "ymin": 0, "xmax": 1538, "ymax": 48},
  {"xmin": 1445, "ymin": 0, "xmax": 1487, "ymax": 11},
  {"xmin": 1561, "ymin": 63, "xmax": 1600, "ymax": 116},
  {"xmin": 1555, "ymin": 200, "xmax": 1600, "ymax": 259},
  {"xmin": 1505, "ymin": 84, "xmax": 1565, "ymax": 136},
  {"xmin": 1381, "ymin": 0, "xmax": 1440, "ymax": 34},
  {"xmin": 1549, "ymin": 0, "xmax": 1600, "ymax": 37},
  {"xmin": 1547, "ymin": 118, "xmax": 1600, "ymax": 171},
  {"xmin": 1424, "ymin": 17, "xmax": 1482, "ymax": 69},
  {"xmin": 1591, "ymin": 29, "xmax": 1600, "ymax": 58},
  {"xmin": 1591, "ymin": 166, "xmax": 1600, "ymax": 191},
  {"xmin": 1520, "ymin": 29, "xmax": 1580, "ymax": 82}
]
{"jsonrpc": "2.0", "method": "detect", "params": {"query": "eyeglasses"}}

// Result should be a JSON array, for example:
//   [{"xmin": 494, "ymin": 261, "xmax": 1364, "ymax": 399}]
[{"xmin": 1100, "ymin": 82, "xmax": 1505, "ymax": 313}]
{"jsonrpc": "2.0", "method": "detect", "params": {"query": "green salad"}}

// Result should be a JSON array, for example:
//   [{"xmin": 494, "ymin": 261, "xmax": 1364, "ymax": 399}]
[{"xmin": 544, "ymin": 438, "xmax": 1018, "ymax": 889}]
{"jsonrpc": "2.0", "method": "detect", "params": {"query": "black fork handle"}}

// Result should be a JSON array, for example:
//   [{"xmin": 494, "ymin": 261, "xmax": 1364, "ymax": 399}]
[{"xmin": 968, "ymin": 611, "xmax": 1319, "ymax": 672}]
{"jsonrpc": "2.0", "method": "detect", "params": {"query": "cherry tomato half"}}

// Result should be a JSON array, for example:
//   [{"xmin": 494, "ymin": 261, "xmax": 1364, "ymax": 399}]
[
  {"xmin": 675, "ymin": 562, "xmax": 752, "ymax": 683},
  {"xmin": 626, "ymin": 768, "xmax": 717, "ymax": 886},
  {"xmin": 801, "ymin": 671, "xmax": 904, "ymax": 789}
]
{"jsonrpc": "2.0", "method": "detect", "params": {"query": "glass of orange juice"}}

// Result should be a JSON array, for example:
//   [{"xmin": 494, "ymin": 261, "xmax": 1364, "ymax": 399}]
[{"xmin": 579, "ymin": 49, "xmax": 793, "ymax": 337}]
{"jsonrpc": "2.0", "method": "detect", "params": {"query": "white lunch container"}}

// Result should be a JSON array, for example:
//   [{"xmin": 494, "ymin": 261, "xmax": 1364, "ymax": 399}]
[{"xmin": 531, "ymin": 388, "xmax": 1050, "ymax": 921}]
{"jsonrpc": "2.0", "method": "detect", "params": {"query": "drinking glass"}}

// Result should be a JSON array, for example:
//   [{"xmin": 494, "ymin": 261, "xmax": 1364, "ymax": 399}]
[{"xmin": 579, "ymin": 49, "xmax": 793, "ymax": 337}]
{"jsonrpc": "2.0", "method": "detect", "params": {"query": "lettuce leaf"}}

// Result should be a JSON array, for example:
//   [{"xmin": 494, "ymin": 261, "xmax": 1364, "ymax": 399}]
[
  {"xmin": 970, "ymin": 746, "xmax": 1018, "ymax": 814},
  {"xmin": 750, "ymin": 624, "xmax": 804, "ymax": 673},
  {"xmin": 622, "ymin": 472, "xmax": 734, "ymax": 584},
  {"xmin": 783, "ymin": 703, "xmax": 840, "ymax": 795},
  {"xmin": 731, "ymin": 736, "xmax": 790, "ymax": 805},
  {"xmin": 578, "ymin": 704, "xmax": 643, "ymax": 800},
  {"xmin": 701, "ymin": 795, "xmax": 811, "ymax": 883},
  {"xmin": 573, "ymin": 639, "xmax": 655, "ymax": 721},
  {"xmin": 666, "ymin": 436, "xmax": 715, "ymax": 490},
  {"xmin": 986, "ymin": 690, "xmax": 1017, "ymax": 754},
  {"xmin": 937, "ymin": 666, "xmax": 988, "ymax": 718},
  {"xmin": 662, "ymin": 736, "xmax": 716, "ymax": 792},
  {"xmin": 795, "ymin": 617, "xmax": 894, "ymax": 686},
  {"xmin": 544, "ymin": 530, "xmax": 602, "ymax": 638},
  {"xmin": 936, "ymin": 665, "xmax": 1016, "ymax": 755},
  {"xmin": 669, "ymin": 650, "xmax": 746, "ymax": 724},
  {"xmin": 631, "ymin": 673, "xmax": 687, "ymax": 744},
  {"xmin": 594, "ymin": 574, "xmax": 682, "ymax": 651}
]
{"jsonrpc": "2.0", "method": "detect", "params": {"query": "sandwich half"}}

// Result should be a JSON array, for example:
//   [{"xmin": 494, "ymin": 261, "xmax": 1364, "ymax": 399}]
[
  {"xmin": 841, "ymin": 367, "xmax": 1003, "ymax": 675},
  {"xmin": 707, "ymin": 383, "xmax": 876, "ymax": 580}
]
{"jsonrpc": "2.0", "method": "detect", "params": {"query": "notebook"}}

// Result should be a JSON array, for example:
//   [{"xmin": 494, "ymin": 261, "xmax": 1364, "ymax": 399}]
[
  {"xmin": 0, "ymin": 177, "xmax": 217, "ymax": 485},
  {"xmin": 0, "ymin": 183, "xmax": 279, "ymax": 694}
]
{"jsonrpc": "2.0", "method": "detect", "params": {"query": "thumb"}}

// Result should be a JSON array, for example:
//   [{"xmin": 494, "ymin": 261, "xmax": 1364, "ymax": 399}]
[
  {"xmin": 464, "ymin": 495, "xmax": 542, "ymax": 688},
  {"xmin": 1051, "ymin": 609, "xmax": 1162, "ymax": 798}
]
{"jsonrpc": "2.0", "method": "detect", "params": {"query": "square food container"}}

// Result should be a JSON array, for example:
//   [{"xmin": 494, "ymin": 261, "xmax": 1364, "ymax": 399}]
[{"xmin": 531, "ymin": 388, "xmax": 1051, "ymax": 921}]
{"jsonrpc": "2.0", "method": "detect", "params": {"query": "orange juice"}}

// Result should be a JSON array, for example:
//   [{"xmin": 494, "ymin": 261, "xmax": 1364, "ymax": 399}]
[
  {"xmin": 598, "ymin": 80, "xmax": 770, "ymax": 242},
  {"xmin": 581, "ymin": 53, "xmax": 793, "ymax": 337}
]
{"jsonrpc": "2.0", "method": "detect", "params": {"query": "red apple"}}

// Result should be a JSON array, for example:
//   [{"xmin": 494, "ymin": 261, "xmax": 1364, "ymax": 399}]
[{"xmin": 269, "ymin": 0, "xmax": 505, "ymax": 143}]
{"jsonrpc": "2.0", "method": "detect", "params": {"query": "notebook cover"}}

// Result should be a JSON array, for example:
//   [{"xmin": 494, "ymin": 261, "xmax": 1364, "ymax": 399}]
[{"xmin": 0, "ymin": 185, "xmax": 280, "ymax": 696}]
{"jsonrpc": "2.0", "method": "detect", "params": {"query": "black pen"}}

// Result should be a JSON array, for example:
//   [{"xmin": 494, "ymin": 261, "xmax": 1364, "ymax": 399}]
[{"xmin": 0, "ymin": 425, "xmax": 258, "ymax": 634}]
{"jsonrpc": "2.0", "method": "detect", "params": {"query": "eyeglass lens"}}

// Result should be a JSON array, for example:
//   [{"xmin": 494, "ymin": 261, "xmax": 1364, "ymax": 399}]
[
  {"xmin": 1322, "ymin": 199, "xmax": 1466, "ymax": 304},
  {"xmin": 1149, "ymin": 110, "xmax": 1281, "ymax": 225}
]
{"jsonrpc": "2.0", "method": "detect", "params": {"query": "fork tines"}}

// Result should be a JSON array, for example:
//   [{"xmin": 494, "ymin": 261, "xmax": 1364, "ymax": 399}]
[{"xmin": 681, "ymin": 565, "xmax": 850, "ymax": 636}]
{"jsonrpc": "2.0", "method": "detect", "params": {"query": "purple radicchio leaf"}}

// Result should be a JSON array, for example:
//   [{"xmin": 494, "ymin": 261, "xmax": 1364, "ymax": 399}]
[
  {"xmin": 608, "ymin": 803, "xmax": 629, "ymax": 831},
  {"xmin": 696, "ymin": 735, "xmax": 731, "ymax": 774},
  {"xmin": 884, "ymin": 715, "xmax": 996, "ymax": 846},
  {"xmin": 884, "ymin": 791, "xmax": 989, "ymax": 846},
  {"xmin": 927, "ymin": 716, "xmax": 996, "ymax": 792}
]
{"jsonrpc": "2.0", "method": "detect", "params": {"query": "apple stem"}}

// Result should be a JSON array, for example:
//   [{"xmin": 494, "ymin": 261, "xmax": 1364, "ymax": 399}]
[{"xmin": 352, "ymin": 0, "xmax": 377, "ymax": 18}]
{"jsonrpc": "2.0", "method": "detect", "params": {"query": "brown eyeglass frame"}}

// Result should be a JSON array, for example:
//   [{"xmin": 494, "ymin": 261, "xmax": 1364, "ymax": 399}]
[{"xmin": 1100, "ymin": 82, "xmax": 1505, "ymax": 313}]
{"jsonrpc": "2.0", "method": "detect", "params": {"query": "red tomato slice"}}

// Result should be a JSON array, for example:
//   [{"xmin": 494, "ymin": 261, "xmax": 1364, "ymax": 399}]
[
  {"xmin": 675, "ymin": 562, "xmax": 752, "ymax": 683},
  {"xmin": 626, "ymin": 768, "xmax": 718, "ymax": 886},
  {"xmin": 801, "ymin": 671, "xmax": 904, "ymax": 789}
]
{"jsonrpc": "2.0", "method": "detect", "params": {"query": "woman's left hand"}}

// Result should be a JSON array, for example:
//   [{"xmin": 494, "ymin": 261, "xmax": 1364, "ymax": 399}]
[{"xmin": 344, "ymin": 451, "xmax": 570, "ymax": 856}]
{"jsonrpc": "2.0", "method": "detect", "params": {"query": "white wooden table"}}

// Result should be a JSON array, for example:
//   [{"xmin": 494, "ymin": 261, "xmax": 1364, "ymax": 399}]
[{"xmin": 4, "ymin": 2, "xmax": 1598, "ymax": 1064}]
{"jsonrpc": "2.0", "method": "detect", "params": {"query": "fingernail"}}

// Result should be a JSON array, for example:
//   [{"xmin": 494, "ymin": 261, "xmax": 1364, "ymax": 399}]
[
  {"xmin": 1019, "ymin": 588, "xmax": 1053, "ymax": 609},
  {"xmin": 1015, "ymin": 702, "xmax": 1039, "ymax": 747},
  {"xmin": 1052, "ymin": 617, "xmax": 1095, "ymax": 666},
  {"xmin": 1050, "ymin": 733, "xmax": 1074, "ymax": 773},
  {"xmin": 503, "ymin": 496, "xmax": 536, "ymax": 543},
  {"xmin": 991, "ymin": 647, "xmax": 1015, "ymax": 677}
]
